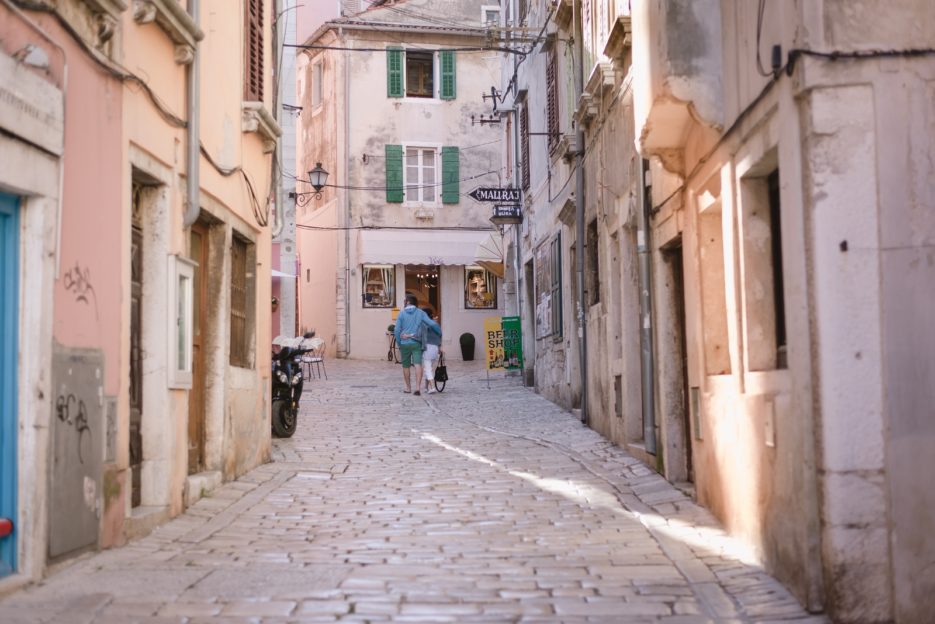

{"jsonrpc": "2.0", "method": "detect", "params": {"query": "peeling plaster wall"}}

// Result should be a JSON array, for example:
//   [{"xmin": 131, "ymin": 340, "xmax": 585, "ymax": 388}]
[
  {"xmin": 633, "ymin": 0, "xmax": 724, "ymax": 156},
  {"xmin": 634, "ymin": 0, "xmax": 821, "ymax": 612},
  {"xmin": 634, "ymin": 0, "xmax": 935, "ymax": 619},
  {"xmin": 877, "ymin": 67, "xmax": 935, "ymax": 624},
  {"xmin": 345, "ymin": 27, "xmax": 503, "ymax": 360},
  {"xmin": 297, "ymin": 31, "xmax": 343, "ymax": 359},
  {"xmin": 579, "ymin": 82, "xmax": 642, "ymax": 450},
  {"xmin": 801, "ymin": 53, "xmax": 935, "ymax": 622},
  {"xmin": 298, "ymin": 5, "xmax": 505, "ymax": 362}
]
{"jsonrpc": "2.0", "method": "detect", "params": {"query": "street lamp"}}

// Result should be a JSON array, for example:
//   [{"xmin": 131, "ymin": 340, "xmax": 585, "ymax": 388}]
[
  {"xmin": 308, "ymin": 162, "xmax": 328, "ymax": 192},
  {"xmin": 290, "ymin": 162, "xmax": 329, "ymax": 207}
]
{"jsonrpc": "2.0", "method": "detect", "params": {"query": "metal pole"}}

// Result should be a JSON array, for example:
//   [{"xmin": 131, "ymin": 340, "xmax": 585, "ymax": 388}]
[
  {"xmin": 637, "ymin": 159, "xmax": 657, "ymax": 453},
  {"xmin": 573, "ymin": 0, "xmax": 588, "ymax": 425},
  {"xmin": 510, "ymin": 54, "xmax": 525, "ymax": 385},
  {"xmin": 277, "ymin": 0, "xmax": 298, "ymax": 337},
  {"xmin": 183, "ymin": 0, "xmax": 200, "ymax": 228}
]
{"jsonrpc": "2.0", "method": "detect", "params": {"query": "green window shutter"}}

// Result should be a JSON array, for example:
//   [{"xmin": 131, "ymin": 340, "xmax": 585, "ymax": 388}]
[
  {"xmin": 441, "ymin": 146, "xmax": 459, "ymax": 204},
  {"xmin": 387, "ymin": 48, "xmax": 403, "ymax": 98},
  {"xmin": 440, "ymin": 51, "xmax": 456, "ymax": 100},
  {"xmin": 385, "ymin": 144, "xmax": 403, "ymax": 203}
]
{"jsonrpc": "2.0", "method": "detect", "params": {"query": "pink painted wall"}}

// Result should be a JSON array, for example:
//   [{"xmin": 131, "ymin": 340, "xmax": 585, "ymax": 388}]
[{"xmin": 48, "ymin": 17, "xmax": 124, "ymax": 398}]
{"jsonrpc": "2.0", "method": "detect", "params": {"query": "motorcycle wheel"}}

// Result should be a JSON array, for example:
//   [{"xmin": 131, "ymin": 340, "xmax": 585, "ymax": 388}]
[{"xmin": 271, "ymin": 399, "xmax": 297, "ymax": 438}]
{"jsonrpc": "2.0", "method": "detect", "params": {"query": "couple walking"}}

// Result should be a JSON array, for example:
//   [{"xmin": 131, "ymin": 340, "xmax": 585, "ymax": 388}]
[{"xmin": 393, "ymin": 294, "xmax": 443, "ymax": 395}]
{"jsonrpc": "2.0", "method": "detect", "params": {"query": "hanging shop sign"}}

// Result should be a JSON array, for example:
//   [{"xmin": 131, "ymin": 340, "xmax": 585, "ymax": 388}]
[
  {"xmin": 468, "ymin": 187, "xmax": 522, "ymax": 203},
  {"xmin": 484, "ymin": 316, "xmax": 524, "ymax": 371},
  {"xmin": 490, "ymin": 204, "xmax": 523, "ymax": 225}
]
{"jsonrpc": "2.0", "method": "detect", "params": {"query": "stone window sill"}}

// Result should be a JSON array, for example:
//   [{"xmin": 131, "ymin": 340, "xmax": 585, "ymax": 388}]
[
  {"xmin": 242, "ymin": 102, "xmax": 282, "ymax": 153},
  {"xmin": 602, "ymin": 15, "xmax": 632, "ymax": 65}
]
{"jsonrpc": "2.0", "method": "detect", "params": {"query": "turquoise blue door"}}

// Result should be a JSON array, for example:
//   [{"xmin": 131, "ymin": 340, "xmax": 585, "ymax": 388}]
[{"xmin": 0, "ymin": 192, "xmax": 19, "ymax": 577}]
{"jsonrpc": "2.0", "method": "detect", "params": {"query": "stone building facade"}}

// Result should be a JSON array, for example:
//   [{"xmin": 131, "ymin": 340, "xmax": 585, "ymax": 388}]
[
  {"xmin": 504, "ymin": 0, "xmax": 935, "ymax": 621},
  {"xmin": 296, "ymin": 0, "xmax": 505, "ymax": 361}
]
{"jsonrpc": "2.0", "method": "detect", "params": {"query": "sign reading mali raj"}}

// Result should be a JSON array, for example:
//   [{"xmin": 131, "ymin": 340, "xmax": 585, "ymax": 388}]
[
  {"xmin": 468, "ymin": 187, "xmax": 522, "ymax": 203},
  {"xmin": 484, "ymin": 316, "xmax": 523, "ymax": 371}
]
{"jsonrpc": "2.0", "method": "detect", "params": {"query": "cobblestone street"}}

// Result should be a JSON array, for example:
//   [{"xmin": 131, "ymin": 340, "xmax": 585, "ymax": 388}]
[{"xmin": 0, "ymin": 360, "xmax": 825, "ymax": 623}]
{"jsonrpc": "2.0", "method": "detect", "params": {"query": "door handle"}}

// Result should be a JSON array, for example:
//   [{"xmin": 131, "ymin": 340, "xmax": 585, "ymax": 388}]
[{"xmin": 0, "ymin": 518, "xmax": 12, "ymax": 538}]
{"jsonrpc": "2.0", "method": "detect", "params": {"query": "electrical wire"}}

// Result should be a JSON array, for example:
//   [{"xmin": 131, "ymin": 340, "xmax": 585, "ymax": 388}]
[
  {"xmin": 348, "ymin": 139, "xmax": 503, "ymax": 165},
  {"xmin": 17, "ymin": 0, "xmax": 187, "ymax": 127},
  {"xmin": 361, "ymin": 0, "xmax": 479, "ymax": 31},
  {"xmin": 755, "ymin": 0, "xmax": 774, "ymax": 77},
  {"xmin": 296, "ymin": 224, "xmax": 498, "ymax": 232},
  {"xmin": 286, "ymin": 42, "xmax": 528, "ymax": 56},
  {"xmin": 304, "ymin": 169, "xmax": 500, "ymax": 193},
  {"xmin": 645, "ymin": 44, "xmax": 935, "ymax": 214},
  {"xmin": 25, "ymin": 0, "xmax": 278, "ymax": 227}
]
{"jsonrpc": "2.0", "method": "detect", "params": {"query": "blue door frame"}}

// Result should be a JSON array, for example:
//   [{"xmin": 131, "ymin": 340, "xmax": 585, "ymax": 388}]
[{"xmin": 0, "ymin": 192, "xmax": 19, "ymax": 578}]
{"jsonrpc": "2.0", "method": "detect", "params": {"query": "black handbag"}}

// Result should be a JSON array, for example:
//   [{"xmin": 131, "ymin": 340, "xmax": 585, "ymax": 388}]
[{"xmin": 434, "ymin": 354, "xmax": 448, "ymax": 382}]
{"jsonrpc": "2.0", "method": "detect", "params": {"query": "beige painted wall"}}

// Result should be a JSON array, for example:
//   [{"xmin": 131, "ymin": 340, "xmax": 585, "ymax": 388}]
[{"xmin": 115, "ymin": 0, "xmax": 273, "ymax": 544}]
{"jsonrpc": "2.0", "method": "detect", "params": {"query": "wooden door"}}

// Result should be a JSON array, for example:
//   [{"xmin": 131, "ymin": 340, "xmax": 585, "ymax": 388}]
[
  {"xmin": 129, "ymin": 185, "xmax": 143, "ymax": 507},
  {"xmin": 669, "ymin": 243, "xmax": 693, "ymax": 482},
  {"xmin": 0, "ymin": 193, "xmax": 19, "ymax": 577},
  {"xmin": 187, "ymin": 223, "xmax": 207, "ymax": 474}
]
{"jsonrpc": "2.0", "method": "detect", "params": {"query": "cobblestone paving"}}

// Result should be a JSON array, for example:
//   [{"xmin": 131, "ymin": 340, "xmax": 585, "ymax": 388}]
[{"xmin": 0, "ymin": 359, "xmax": 826, "ymax": 623}]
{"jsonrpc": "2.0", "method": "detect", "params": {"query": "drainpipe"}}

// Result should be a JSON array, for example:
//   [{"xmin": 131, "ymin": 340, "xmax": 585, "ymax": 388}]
[
  {"xmin": 270, "ymin": 0, "xmax": 284, "ymax": 240},
  {"xmin": 343, "ymin": 32, "xmax": 352, "ymax": 357},
  {"xmin": 510, "ymin": 57, "xmax": 523, "ymax": 384},
  {"xmin": 573, "ymin": 0, "xmax": 588, "ymax": 425},
  {"xmin": 637, "ymin": 158, "xmax": 657, "ymax": 453},
  {"xmin": 183, "ymin": 0, "xmax": 201, "ymax": 228}
]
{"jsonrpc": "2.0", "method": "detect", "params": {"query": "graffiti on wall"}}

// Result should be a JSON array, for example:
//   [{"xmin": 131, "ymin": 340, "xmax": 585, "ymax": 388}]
[
  {"xmin": 62, "ymin": 260, "xmax": 98, "ymax": 315},
  {"xmin": 55, "ymin": 393, "xmax": 91, "ymax": 464},
  {"xmin": 51, "ymin": 343, "xmax": 103, "ymax": 558}
]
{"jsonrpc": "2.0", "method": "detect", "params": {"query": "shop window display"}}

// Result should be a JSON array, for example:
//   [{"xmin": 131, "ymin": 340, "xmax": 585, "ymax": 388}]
[
  {"xmin": 362, "ymin": 264, "xmax": 395, "ymax": 308},
  {"xmin": 465, "ymin": 266, "xmax": 497, "ymax": 309}
]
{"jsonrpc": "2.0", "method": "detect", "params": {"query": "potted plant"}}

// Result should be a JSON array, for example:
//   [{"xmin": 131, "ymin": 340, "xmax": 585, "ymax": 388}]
[{"xmin": 459, "ymin": 332, "xmax": 475, "ymax": 361}]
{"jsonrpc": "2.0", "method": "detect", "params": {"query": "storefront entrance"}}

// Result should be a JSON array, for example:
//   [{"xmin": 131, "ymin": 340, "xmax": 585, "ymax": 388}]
[{"xmin": 404, "ymin": 265, "xmax": 440, "ymax": 321}]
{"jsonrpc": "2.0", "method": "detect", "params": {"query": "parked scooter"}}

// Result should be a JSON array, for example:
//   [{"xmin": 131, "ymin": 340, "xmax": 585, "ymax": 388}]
[{"xmin": 270, "ymin": 332, "xmax": 315, "ymax": 438}]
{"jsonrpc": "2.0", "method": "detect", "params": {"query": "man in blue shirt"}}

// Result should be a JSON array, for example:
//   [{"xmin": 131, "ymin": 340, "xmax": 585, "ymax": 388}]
[{"xmin": 394, "ymin": 294, "xmax": 440, "ymax": 395}]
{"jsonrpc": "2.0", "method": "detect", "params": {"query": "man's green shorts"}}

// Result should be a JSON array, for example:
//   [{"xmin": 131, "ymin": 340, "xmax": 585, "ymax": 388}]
[{"xmin": 399, "ymin": 342, "xmax": 423, "ymax": 368}]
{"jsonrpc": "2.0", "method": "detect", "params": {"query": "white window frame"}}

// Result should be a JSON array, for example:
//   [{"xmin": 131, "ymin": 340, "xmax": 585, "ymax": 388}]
[
  {"xmin": 361, "ymin": 263, "xmax": 396, "ymax": 309},
  {"xmin": 402, "ymin": 47, "xmax": 441, "ymax": 102},
  {"xmin": 167, "ymin": 254, "xmax": 196, "ymax": 389},
  {"xmin": 311, "ymin": 59, "xmax": 323, "ymax": 111},
  {"xmin": 481, "ymin": 5, "xmax": 502, "ymax": 27},
  {"xmin": 403, "ymin": 143, "xmax": 441, "ymax": 206}
]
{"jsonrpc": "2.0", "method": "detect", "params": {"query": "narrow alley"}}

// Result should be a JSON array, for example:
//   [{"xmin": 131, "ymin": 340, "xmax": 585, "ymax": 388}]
[{"xmin": 0, "ymin": 360, "xmax": 823, "ymax": 623}]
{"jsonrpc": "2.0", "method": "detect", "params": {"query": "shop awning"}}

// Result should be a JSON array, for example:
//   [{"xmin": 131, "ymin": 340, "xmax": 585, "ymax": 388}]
[
  {"xmin": 358, "ymin": 229, "xmax": 496, "ymax": 266},
  {"xmin": 474, "ymin": 231, "xmax": 505, "ymax": 278}
]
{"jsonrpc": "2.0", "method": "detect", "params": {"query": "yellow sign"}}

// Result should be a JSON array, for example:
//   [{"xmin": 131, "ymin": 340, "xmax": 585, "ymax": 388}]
[
  {"xmin": 484, "ymin": 316, "xmax": 523, "ymax": 371},
  {"xmin": 484, "ymin": 317, "xmax": 503, "ymax": 370}
]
